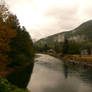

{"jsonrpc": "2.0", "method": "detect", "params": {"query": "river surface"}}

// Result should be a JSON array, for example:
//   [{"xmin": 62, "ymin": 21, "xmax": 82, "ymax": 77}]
[{"xmin": 27, "ymin": 54, "xmax": 92, "ymax": 92}]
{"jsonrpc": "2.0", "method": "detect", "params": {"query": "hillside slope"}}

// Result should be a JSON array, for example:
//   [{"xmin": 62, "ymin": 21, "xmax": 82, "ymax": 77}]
[{"xmin": 35, "ymin": 20, "xmax": 92, "ymax": 46}]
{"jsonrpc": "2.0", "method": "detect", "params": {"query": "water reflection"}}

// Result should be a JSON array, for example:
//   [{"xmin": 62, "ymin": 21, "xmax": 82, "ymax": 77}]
[
  {"xmin": 63, "ymin": 63, "xmax": 68, "ymax": 79},
  {"xmin": 27, "ymin": 54, "xmax": 92, "ymax": 92}
]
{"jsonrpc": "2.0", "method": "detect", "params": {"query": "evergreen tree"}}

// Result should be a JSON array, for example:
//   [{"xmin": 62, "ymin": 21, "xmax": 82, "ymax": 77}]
[
  {"xmin": 43, "ymin": 44, "xmax": 49, "ymax": 51},
  {"xmin": 68, "ymin": 41, "xmax": 80, "ymax": 54},
  {"xmin": 62, "ymin": 38, "xmax": 69, "ymax": 54},
  {"xmin": 9, "ymin": 26, "xmax": 34, "ymax": 66}
]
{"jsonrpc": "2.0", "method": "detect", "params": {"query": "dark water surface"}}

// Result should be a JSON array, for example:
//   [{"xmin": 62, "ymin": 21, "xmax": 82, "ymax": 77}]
[{"xmin": 27, "ymin": 54, "xmax": 92, "ymax": 92}]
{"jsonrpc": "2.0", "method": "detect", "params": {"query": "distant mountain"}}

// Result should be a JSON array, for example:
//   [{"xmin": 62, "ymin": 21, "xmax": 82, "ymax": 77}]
[{"xmin": 35, "ymin": 20, "xmax": 92, "ymax": 46}]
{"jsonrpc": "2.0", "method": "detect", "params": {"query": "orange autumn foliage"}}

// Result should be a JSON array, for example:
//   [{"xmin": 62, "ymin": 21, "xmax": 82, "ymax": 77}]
[{"xmin": 0, "ymin": 2, "xmax": 17, "ymax": 74}]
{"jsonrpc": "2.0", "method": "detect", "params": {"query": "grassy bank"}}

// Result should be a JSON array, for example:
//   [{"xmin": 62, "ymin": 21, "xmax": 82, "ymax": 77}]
[
  {"xmin": 62, "ymin": 55, "xmax": 92, "ymax": 67},
  {"xmin": 44, "ymin": 52, "xmax": 92, "ymax": 67}
]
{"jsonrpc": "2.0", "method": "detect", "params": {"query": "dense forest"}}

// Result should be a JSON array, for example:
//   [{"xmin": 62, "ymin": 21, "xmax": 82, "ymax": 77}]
[{"xmin": 0, "ymin": 1, "xmax": 35, "ymax": 92}]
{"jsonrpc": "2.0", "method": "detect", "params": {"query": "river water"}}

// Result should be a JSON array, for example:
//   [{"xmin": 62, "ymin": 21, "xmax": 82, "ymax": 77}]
[{"xmin": 27, "ymin": 54, "xmax": 92, "ymax": 92}]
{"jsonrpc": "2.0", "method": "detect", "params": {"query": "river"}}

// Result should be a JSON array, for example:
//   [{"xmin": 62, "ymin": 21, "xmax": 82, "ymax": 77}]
[{"xmin": 27, "ymin": 54, "xmax": 92, "ymax": 92}]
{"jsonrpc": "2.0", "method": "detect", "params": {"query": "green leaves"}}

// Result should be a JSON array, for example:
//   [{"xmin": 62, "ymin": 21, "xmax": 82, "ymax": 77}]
[{"xmin": 0, "ymin": 76, "xmax": 28, "ymax": 92}]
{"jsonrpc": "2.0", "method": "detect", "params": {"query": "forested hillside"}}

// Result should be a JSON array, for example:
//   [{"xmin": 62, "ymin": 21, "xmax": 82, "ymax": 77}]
[
  {"xmin": 35, "ymin": 20, "xmax": 92, "ymax": 54},
  {"xmin": 35, "ymin": 20, "xmax": 92, "ymax": 45}
]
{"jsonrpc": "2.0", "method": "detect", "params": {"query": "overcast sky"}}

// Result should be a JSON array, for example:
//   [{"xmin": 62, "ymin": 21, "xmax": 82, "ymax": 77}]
[{"xmin": 6, "ymin": 0, "xmax": 92, "ymax": 40}]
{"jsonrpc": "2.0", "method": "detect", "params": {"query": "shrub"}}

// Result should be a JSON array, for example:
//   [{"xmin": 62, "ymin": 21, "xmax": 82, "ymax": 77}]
[{"xmin": 0, "ymin": 76, "xmax": 28, "ymax": 92}]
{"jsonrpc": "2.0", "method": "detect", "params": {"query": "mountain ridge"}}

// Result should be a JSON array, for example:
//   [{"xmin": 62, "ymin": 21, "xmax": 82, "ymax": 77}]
[{"xmin": 35, "ymin": 20, "xmax": 92, "ymax": 46}]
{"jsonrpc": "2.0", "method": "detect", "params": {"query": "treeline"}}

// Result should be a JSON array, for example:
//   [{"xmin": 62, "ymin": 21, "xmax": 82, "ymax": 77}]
[
  {"xmin": 35, "ymin": 39, "xmax": 80, "ymax": 54},
  {"xmin": 62, "ymin": 38, "xmax": 80, "ymax": 54},
  {"xmin": 35, "ymin": 37, "xmax": 92, "ymax": 55},
  {"xmin": 0, "ymin": 1, "xmax": 34, "ymax": 75}
]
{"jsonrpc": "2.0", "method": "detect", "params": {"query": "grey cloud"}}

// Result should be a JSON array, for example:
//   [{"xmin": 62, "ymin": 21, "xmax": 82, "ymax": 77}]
[
  {"xmin": 6, "ymin": 0, "xmax": 92, "ymax": 40},
  {"xmin": 38, "ymin": 4, "xmax": 81, "ymax": 35},
  {"xmin": 45, "ymin": 3, "xmax": 79, "ymax": 17},
  {"xmin": 78, "ymin": 0, "xmax": 92, "ymax": 19}
]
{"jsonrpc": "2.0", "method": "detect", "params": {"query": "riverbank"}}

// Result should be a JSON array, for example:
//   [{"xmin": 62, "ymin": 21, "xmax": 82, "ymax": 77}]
[
  {"xmin": 0, "ymin": 58, "xmax": 34, "ymax": 90},
  {"xmin": 44, "ymin": 52, "xmax": 92, "ymax": 68},
  {"xmin": 0, "ymin": 61, "xmax": 34, "ymax": 77},
  {"xmin": 62, "ymin": 55, "xmax": 92, "ymax": 67},
  {"xmin": 0, "ymin": 61, "xmax": 34, "ymax": 92},
  {"xmin": 7, "ymin": 62, "xmax": 34, "ymax": 87}
]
